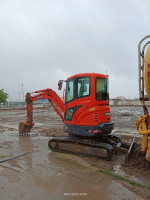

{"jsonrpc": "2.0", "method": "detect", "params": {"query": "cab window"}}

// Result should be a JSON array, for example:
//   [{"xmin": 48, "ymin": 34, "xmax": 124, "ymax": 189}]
[
  {"xmin": 77, "ymin": 77, "xmax": 90, "ymax": 98},
  {"xmin": 66, "ymin": 80, "xmax": 74, "ymax": 103},
  {"xmin": 96, "ymin": 78, "xmax": 109, "ymax": 100},
  {"xmin": 65, "ymin": 108, "xmax": 74, "ymax": 121}
]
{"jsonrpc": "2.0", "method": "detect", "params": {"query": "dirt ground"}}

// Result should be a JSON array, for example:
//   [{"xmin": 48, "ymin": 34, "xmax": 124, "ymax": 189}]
[{"xmin": 0, "ymin": 105, "xmax": 150, "ymax": 200}]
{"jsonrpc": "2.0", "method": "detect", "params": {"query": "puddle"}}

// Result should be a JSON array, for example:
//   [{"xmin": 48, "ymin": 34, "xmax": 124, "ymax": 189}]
[
  {"xmin": 0, "ymin": 130, "xmax": 48, "ymax": 143},
  {"xmin": 0, "ymin": 131, "xmax": 19, "ymax": 142}
]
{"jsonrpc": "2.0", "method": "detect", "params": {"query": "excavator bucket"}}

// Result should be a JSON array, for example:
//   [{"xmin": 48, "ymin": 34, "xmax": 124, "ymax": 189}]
[{"xmin": 19, "ymin": 122, "xmax": 33, "ymax": 135}]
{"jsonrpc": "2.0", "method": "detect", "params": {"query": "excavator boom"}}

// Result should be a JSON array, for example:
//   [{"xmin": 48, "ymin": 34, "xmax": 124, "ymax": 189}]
[{"xmin": 19, "ymin": 89, "xmax": 65, "ymax": 135}]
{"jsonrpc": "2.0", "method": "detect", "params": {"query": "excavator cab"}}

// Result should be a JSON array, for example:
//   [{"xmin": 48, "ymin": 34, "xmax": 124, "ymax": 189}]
[{"xmin": 63, "ymin": 73, "xmax": 113, "ymax": 137}]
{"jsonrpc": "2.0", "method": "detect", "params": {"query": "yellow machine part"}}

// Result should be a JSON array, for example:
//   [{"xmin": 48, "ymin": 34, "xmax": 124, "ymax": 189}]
[
  {"xmin": 135, "ymin": 45, "xmax": 150, "ymax": 162},
  {"xmin": 144, "ymin": 45, "xmax": 150, "ymax": 99},
  {"xmin": 135, "ymin": 115, "xmax": 150, "ymax": 152}
]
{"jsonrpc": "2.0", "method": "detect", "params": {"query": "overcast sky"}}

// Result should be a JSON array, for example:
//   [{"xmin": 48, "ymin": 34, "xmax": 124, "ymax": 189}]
[{"xmin": 0, "ymin": 0, "xmax": 150, "ymax": 101}]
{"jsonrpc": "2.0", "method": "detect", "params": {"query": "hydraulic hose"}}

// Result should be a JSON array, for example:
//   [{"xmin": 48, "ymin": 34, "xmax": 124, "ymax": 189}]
[{"xmin": 0, "ymin": 152, "xmax": 30, "ymax": 164}]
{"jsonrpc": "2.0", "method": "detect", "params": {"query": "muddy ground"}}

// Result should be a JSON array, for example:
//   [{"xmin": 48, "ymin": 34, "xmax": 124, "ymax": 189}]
[{"xmin": 0, "ymin": 105, "xmax": 150, "ymax": 200}]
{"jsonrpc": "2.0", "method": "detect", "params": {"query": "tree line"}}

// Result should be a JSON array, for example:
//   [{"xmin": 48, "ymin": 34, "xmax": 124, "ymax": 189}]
[{"xmin": 0, "ymin": 89, "xmax": 8, "ymax": 103}]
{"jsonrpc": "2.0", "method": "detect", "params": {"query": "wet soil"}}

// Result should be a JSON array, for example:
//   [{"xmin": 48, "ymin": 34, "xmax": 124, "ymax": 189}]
[{"xmin": 0, "ymin": 106, "xmax": 150, "ymax": 200}]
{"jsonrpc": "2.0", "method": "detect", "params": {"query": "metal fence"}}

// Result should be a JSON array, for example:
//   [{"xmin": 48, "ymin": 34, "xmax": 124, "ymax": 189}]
[
  {"xmin": 110, "ymin": 99, "xmax": 150, "ymax": 106},
  {"xmin": 0, "ymin": 100, "xmax": 50, "ymax": 109},
  {"xmin": 0, "ymin": 102, "xmax": 26, "ymax": 109},
  {"xmin": 2, "ymin": 100, "xmax": 148, "ymax": 109}
]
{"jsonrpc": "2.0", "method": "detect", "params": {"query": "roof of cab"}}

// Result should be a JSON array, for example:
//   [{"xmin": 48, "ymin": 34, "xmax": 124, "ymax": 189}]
[{"xmin": 67, "ymin": 72, "xmax": 108, "ymax": 80}]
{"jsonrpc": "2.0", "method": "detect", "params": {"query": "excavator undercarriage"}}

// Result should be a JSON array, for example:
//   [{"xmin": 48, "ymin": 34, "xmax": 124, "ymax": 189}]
[{"xmin": 48, "ymin": 134, "xmax": 134, "ymax": 161}]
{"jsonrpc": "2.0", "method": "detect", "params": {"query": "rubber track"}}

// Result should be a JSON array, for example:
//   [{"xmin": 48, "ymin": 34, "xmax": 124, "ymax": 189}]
[{"xmin": 48, "ymin": 136, "xmax": 114, "ymax": 161}]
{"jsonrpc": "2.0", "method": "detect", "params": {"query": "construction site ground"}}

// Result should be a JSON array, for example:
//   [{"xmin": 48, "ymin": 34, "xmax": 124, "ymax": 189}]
[{"xmin": 0, "ymin": 105, "xmax": 150, "ymax": 200}]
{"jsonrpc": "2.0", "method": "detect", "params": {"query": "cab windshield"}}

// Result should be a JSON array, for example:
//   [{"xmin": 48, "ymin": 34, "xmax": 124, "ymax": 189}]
[
  {"xmin": 65, "ymin": 77, "xmax": 90, "ymax": 103},
  {"xmin": 77, "ymin": 77, "xmax": 90, "ymax": 98},
  {"xmin": 96, "ymin": 77, "xmax": 109, "ymax": 100}
]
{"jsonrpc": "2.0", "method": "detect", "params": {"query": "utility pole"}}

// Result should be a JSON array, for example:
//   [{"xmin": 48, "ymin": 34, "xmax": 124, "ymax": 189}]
[{"xmin": 19, "ymin": 83, "xmax": 24, "ymax": 101}]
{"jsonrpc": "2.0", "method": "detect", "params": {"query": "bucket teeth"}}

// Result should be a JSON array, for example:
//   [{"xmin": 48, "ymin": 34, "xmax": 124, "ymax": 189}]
[{"xmin": 19, "ymin": 122, "xmax": 33, "ymax": 135}]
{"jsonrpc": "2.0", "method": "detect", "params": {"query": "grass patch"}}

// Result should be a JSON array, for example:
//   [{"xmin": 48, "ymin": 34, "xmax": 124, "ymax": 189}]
[{"xmin": 99, "ymin": 168, "xmax": 150, "ymax": 189}]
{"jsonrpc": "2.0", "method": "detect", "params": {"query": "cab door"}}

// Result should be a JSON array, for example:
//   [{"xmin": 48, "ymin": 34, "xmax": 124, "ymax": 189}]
[
  {"xmin": 64, "ymin": 76, "xmax": 91, "ymax": 124},
  {"xmin": 64, "ymin": 78, "xmax": 75, "ymax": 122}
]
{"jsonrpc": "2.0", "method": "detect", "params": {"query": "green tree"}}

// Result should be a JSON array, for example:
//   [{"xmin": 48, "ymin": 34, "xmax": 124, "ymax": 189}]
[{"xmin": 0, "ymin": 89, "xmax": 8, "ymax": 103}]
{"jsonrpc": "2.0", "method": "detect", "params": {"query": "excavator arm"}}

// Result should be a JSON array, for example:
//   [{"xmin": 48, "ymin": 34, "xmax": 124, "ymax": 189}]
[{"xmin": 19, "ymin": 89, "xmax": 65, "ymax": 135}]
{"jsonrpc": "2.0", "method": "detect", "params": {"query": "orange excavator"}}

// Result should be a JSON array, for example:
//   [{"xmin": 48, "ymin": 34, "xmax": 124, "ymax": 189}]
[{"xmin": 19, "ymin": 73, "xmax": 132, "ymax": 160}]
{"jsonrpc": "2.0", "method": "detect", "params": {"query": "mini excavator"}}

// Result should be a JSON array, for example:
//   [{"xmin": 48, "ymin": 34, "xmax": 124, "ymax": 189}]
[
  {"xmin": 19, "ymin": 36, "xmax": 150, "ymax": 162},
  {"xmin": 136, "ymin": 35, "xmax": 150, "ymax": 162},
  {"xmin": 19, "ymin": 73, "xmax": 132, "ymax": 160}
]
